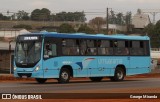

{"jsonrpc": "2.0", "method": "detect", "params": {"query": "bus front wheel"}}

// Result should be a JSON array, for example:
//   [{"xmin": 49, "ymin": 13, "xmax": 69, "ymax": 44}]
[
  {"xmin": 89, "ymin": 77, "xmax": 103, "ymax": 82},
  {"xmin": 35, "ymin": 78, "xmax": 47, "ymax": 84},
  {"xmin": 110, "ymin": 67, "xmax": 125, "ymax": 81},
  {"xmin": 58, "ymin": 68, "xmax": 70, "ymax": 83}
]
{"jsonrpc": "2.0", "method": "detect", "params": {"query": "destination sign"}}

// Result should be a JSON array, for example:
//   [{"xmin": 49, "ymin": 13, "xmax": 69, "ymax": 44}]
[
  {"xmin": 24, "ymin": 36, "xmax": 38, "ymax": 40},
  {"xmin": 19, "ymin": 36, "xmax": 40, "ymax": 41}
]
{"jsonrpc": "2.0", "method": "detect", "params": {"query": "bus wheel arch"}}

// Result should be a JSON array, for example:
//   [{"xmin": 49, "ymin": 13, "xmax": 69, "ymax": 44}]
[
  {"xmin": 110, "ymin": 65, "xmax": 126, "ymax": 81},
  {"xmin": 58, "ymin": 65, "xmax": 73, "ymax": 83},
  {"xmin": 116, "ymin": 65, "xmax": 126, "ymax": 76}
]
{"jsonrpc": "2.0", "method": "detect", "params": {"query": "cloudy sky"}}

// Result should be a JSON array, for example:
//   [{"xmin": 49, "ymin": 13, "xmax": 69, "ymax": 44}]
[{"xmin": 0, "ymin": 0, "xmax": 160, "ymax": 21}]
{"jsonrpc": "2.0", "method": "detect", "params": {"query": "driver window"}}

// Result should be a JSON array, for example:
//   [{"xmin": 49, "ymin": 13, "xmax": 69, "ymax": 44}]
[{"xmin": 44, "ymin": 42, "xmax": 57, "ymax": 58}]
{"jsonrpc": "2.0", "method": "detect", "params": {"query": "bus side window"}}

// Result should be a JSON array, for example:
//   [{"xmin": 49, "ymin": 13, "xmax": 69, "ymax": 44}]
[
  {"xmin": 51, "ymin": 44, "xmax": 57, "ymax": 56},
  {"xmin": 74, "ymin": 39, "xmax": 80, "ymax": 55},
  {"xmin": 98, "ymin": 40, "xmax": 113, "ymax": 55},
  {"xmin": 114, "ymin": 41, "xmax": 118, "ymax": 47},
  {"xmin": 44, "ymin": 43, "xmax": 57, "ymax": 58},
  {"xmin": 130, "ymin": 41, "xmax": 144, "ymax": 56},
  {"xmin": 80, "ymin": 40, "xmax": 87, "ymax": 55},
  {"xmin": 114, "ymin": 41, "xmax": 129, "ymax": 55},
  {"xmin": 44, "ymin": 43, "xmax": 51, "ymax": 57},
  {"xmin": 86, "ymin": 40, "xmax": 97, "ymax": 55},
  {"xmin": 125, "ymin": 41, "xmax": 129, "ymax": 55},
  {"xmin": 62, "ymin": 39, "xmax": 80, "ymax": 55},
  {"xmin": 62, "ymin": 39, "xmax": 66, "ymax": 46}
]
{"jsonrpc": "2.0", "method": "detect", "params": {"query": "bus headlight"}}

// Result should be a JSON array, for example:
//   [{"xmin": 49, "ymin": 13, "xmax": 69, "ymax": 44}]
[
  {"xmin": 14, "ymin": 66, "xmax": 16, "ymax": 71},
  {"xmin": 35, "ymin": 66, "xmax": 40, "ymax": 72}
]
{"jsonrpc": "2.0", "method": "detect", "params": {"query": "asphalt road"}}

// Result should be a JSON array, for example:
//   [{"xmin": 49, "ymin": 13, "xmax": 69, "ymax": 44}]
[{"xmin": 0, "ymin": 78, "xmax": 160, "ymax": 93}]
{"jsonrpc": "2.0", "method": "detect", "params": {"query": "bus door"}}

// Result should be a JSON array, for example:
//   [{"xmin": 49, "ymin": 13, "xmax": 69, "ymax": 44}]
[{"xmin": 43, "ymin": 38, "xmax": 59, "ymax": 78}]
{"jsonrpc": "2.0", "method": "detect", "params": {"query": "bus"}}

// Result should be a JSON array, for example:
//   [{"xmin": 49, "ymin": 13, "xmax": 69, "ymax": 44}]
[{"xmin": 14, "ymin": 32, "xmax": 151, "ymax": 83}]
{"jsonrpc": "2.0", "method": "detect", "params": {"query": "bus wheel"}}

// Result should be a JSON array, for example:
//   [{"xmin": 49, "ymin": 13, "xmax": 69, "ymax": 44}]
[
  {"xmin": 89, "ymin": 77, "xmax": 103, "ymax": 82},
  {"xmin": 35, "ymin": 78, "xmax": 47, "ymax": 84},
  {"xmin": 110, "ymin": 67, "xmax": 125, "ymax": 81},
  {"xmin": 58, "ymin": 68, "xmax": 70, "ymax": 83}
]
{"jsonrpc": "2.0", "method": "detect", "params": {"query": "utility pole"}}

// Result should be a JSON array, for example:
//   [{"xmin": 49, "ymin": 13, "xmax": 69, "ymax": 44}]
[
  {"xmin": 106, "ymin": 8, "xmax": 109, "ymax": 34},
  {"xmin": 151, "ymin": 12, "xmax": 157, "ymax": 24},
  {"xmin": 141, "ymin": 9, "xmax": 160, "ymax": 24}
]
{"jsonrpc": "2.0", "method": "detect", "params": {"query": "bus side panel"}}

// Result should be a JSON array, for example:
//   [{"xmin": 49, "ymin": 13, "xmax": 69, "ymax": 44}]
[
  {"xmin": 58, "ymin": 57, "xmax": 88, "ymax": 78},
  {"xmin": 127, "ymin": 56, "xmax": 151, "ymax": 75},
  {"xmin": 43, "ymin": 56, "xmax": 90, "ymax": 78},
  {"xmin": 43, "ymin": 57, "xmax": 61, "ymax": 78},
  {"xmin": 72, "ymin": 57, "xmax": 89, "ymax": 77},
  {"xmin": 98, "ymin": 56, "xmax": 130, "ymax": 76}
]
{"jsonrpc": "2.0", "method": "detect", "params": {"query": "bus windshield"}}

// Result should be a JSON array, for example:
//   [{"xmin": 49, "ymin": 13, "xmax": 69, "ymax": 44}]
[{"xmin": 15, "ymin": 36, "xmax": 42, "ymax": 67}]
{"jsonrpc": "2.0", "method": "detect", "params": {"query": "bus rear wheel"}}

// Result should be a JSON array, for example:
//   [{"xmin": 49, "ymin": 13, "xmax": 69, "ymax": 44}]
[
  {"xmin": 35, "ymin": 78, "xmax": 47, "ymax": 84},
  {"xmin": 58, "ymin": 68, "xmax": 70, "ymax": 83},
  {"xmin": 89, "ymin": 77, "xmax": 103, "ymax": 82},
  {"xmin": 110, "ymin": 67, "xmax": 125, "ymax": 81}
]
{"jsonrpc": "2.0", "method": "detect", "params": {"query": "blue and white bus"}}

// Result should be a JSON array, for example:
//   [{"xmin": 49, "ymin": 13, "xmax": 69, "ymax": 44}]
[{"xmin": 14, "ymin": 32, "xmax": 151, "ymax": 83}]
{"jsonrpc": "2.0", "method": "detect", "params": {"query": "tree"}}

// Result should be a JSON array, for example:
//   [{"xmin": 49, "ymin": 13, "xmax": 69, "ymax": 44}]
[
  {"xmin": 73, "ymin": 11, "xmax": 86, "ymax": 22},
  {"xmin": 0, "ymin": 13, "xmax": 10, "ymax": 20},
  {"xmin": 153, "ymin": 21, "xmax": 160, "ymax": 47},
  {"xmin": 11, "ymin": 13, "xmax": 16, "ymax": 20},
  {"xmin": 77, "ymin": 24, "xmax": 95, "ymax": 34},
  {"xmin": 137, "ymin": 9, "xmax": 142, "ymax": 14},
  {"xmin": 16, "ymin": 10, "xmax": 30, "ymax": 20},
  {"xmin": 40, "ymin": 8, "xmax": 51, "ymax": 21},
  {"xmin": 155, "ymin": 20, "xmax": 160, "ymax": 34},
  {"xmin": 31, "ymin": 8, "xmax": 51, "ymax": 21},
  {"xmin": 55, "ymin": 11, "xmax": 86, "ymax": 22},
  {"xmin": 116, "ymin": 13, "xmax": 125, "ymax": 25},
  {"xmin": 125, "ymin": 12, "xmax": 132, "ymax": 25},
  {"xmin": 31, "ymin": 9, "xmax": 41, "ymax": 20},
  {"xmin": 0, "ymin": 13, "xmax": 4, "ymax": 20},
  {"xmin": 144, "ymin": 23, "xmax": 158, "ymax": 47},
  {"xmin": 55, "ymin": 12, "xmax": 66, "ymax": 21},
  {"xmin": 109, "ymin": 10, "xmax": 116, "ymax": 24},
  {"xmin": 58, "ymin": 23, "xmax": 75, "ymax": 33},
  {"xmin": 144, "ymin": 23, "xmax": 155, "ymax": 36},
  {"xmin": 89, "ymin": 17, "xmax": 106, "ymax": 33}
]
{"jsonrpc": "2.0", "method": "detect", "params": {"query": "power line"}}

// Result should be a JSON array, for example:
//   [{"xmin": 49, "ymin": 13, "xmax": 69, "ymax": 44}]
[{"xmin": 141, "ymin": 9, "xmax": 160, "ymax": 24}]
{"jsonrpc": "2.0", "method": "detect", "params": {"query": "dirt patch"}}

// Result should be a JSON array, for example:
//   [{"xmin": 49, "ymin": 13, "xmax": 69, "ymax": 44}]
[
  {"xmin": 0, "ymin": 74, "xmax": 34, "ymax": 82},
  {"xmin": 126, "ymin": 73, "xmax": 160, "ymax": 78}
]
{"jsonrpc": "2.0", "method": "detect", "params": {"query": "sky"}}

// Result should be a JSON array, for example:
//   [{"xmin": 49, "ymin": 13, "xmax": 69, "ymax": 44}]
[{"xmin": 0, "ymin": 0, "xmax": 160, "ymax": 21}]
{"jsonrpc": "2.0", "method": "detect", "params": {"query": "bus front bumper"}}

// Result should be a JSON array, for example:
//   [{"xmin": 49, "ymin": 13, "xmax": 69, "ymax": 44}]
[{"xmin": 14, "ymin": 70, "xmax": 44, "ymax": 78}]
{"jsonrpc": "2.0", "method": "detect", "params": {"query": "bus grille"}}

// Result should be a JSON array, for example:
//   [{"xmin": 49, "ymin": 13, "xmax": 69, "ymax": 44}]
[{"xmin": 17, "ymin": 73, "xmax": 32, "ymax": 77}]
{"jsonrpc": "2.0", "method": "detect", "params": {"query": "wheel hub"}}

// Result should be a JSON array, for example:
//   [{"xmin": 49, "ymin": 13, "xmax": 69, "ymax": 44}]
[
  {"xmin": 61, "ymin": 71, "xmax": 68, "ymax": 80},
  {"xmin": 117, "ymin": 71, "xmax": 123, "ymax": 79}
]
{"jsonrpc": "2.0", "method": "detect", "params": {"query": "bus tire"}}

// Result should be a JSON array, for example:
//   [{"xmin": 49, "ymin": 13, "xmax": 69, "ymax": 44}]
[
  {"xmin": 89, "ymin": 77, "xmax": 103, "ymax": 82},
  {"xmin": 110, "ymin": 67, "xmax": 125, "ymax": 81},
  {"xmin": 58, "ymin": 68, "xmax": 70, "ymax": 83},
  {"xmin": 35, "ymin": 78, "xmax": 47, "ymax": 84}
]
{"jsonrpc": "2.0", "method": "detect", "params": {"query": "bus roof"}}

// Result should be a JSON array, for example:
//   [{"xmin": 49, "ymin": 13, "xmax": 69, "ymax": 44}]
[{"xmin": 21, "ymin": 32, "xmax": 150, "ymax": 40}]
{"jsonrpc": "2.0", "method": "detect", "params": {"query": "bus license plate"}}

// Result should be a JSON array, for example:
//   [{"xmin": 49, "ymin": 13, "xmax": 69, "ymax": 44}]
[{"xmin": 22, "ymin": 76, "xmax": 27, "ymax": 78}]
